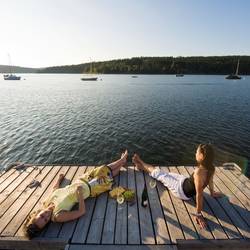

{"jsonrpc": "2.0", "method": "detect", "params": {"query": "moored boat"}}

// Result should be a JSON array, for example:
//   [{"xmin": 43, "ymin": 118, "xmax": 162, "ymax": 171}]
[
  {"xmin": 4, "ymin": 74, "xmax": 21, "ymax": 80},
  {"xmin": 81, "ymin": 77, "xmax": 98, "ymax": 81},
  {"xmin": 226, "ymin": 59, "xmax": 241, "ymax": 80},
  {"xmin": 3, "ymin": 54, "xmax": 21, "ymax": 81}
]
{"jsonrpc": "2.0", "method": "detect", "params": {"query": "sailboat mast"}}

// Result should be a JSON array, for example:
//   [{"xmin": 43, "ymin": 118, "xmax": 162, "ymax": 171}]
[
  {"xmin": 235, "ymin": 59, "xmax": 240, "ymax": 75},
  {"xmin": 8, "ymin": 54, "xmax": 12, "ymax": 74}
]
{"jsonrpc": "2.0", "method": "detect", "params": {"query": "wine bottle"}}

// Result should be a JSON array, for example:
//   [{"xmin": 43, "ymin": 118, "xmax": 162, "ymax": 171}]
[{"xmin": 141, "ymin": 183, "xmax": 148, "ymax": 207}]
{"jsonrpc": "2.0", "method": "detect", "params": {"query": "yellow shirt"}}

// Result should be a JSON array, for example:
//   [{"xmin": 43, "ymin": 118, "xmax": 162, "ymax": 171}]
[
  {"xmin": 43, "ymin": 180, "xmax": 90, "ymax": 218},
  {"xmin": 43, "ymin": 165, "xmax": 113, "ymax": 218}
]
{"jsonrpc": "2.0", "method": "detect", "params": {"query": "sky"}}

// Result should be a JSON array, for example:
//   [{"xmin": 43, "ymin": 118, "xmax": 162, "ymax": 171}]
[{"xmin": 0, "ymin": 0, "xmax": 250, "ymax": 68}]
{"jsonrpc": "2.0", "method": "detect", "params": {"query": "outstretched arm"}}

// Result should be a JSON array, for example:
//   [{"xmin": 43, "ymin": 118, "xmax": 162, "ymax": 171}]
[
  {"xmin": 194, "ymin": 171, "xmax": 206, "ymax": 229},
  {"xmin": 209, "ymin": 172, "xmax": 223, "ymax": 198},
  {"xmin": 52, "ymin": 174, "xmax": 65, "ymax": 191}
]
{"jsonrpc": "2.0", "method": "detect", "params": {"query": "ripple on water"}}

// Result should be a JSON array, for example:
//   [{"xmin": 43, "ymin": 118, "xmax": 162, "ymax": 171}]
[{"xmin": 0, "ymin": 74, "xmax": 249, "ymax": 171}]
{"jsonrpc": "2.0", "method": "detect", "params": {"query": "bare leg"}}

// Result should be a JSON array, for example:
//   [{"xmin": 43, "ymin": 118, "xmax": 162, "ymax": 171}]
[
  {"xmin": 108, "ymin": 150, "xmax": 128, "ymax": 177},
  {"xmin": 132, "ymin": 154, "xmax": 155, "ymax": 174},
  {"xmin": 53, "ymin": 173, "xmax": 65, "ymax": 190},
  {"xmin": 112, "ymin": 167, "xmax": 121, "ymax": 177}
]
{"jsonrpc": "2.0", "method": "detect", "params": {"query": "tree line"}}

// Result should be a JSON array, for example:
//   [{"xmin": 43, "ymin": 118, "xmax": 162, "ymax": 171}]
[{"xmin": 5, "ymin": 56, "xmax": 249, "ymax": 74}]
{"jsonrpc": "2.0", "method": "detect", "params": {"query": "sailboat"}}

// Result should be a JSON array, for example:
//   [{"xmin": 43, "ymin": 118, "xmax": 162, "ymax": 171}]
[
  {"xmin": 225, "ymin": 59, "xmax": 241, "ymax": 80},
  {"xmin": 3, "ymin": 54, "xmax": 21, "ymax": 80},
  {"xmin": 81, "ymin": 60, "xmax": 98, "ymax": 81}
]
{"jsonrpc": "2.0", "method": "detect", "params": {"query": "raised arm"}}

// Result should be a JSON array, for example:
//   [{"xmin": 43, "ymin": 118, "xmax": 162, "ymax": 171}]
[
  {"xmin": 194, "ymin": 170, "xmax": 206, "ymax": 229},
  {"xmin": 209, "ymin": 171, "xmax": 223, "ymax": 198},
  {"xmin": 52, "ymin": 174, "xmax": 65, "ymax": 191},
  {"xmin": 52, "ymin": 186, "xmax": 86, "ymax": 223}
]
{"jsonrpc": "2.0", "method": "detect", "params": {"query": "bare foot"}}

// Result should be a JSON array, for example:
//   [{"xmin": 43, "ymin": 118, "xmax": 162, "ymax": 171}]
[
  {"xmin": 132, "ymin": 154, "xmax": 146, "ymax": 171},
  {"xmin": 121, "ymin": 150, "xmax": 128, "ymax": 166}
]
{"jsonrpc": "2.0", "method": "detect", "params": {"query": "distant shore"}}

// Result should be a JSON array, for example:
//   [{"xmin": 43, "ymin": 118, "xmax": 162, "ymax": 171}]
[{"xmin": 1, "ymin": 55, "xmax": 250, "ymax": 75}]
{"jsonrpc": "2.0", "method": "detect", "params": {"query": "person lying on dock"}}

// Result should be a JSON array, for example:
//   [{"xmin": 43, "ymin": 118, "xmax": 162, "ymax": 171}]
[
  {"xmin": 23, "ymin": 150, "xmax": 128, "ymax": 239},
  {"xmin": 132, "ymin": 144, "xmax": 223, "ymax": 229}
]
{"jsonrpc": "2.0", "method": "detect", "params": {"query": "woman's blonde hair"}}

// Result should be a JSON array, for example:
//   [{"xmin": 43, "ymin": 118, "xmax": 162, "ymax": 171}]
[{"xmin": 23, "ymin": 210, "xmax": 42, "ymax": 239}]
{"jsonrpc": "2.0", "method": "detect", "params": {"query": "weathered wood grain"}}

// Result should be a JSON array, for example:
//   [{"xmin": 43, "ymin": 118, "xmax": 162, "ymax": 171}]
[
  {"xmin": 101, "ymin": 170, "xmax": 120, "ymax": 244},
  {"xmin": 135, "ymin": 168, "xmax": 155, "ymax": 244},
  {"xmin": 144, "ymin": 169, "xmax": 170, "ymax": 244},
  {"xmin": 127, "ymin": 166, "xmax": 140, "ymax": 244}
]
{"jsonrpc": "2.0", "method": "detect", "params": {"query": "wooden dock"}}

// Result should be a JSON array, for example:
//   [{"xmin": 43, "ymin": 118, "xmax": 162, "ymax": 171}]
[{"xmin": 0, "ymin": 164, "xmax": 250, "ymax": 250}]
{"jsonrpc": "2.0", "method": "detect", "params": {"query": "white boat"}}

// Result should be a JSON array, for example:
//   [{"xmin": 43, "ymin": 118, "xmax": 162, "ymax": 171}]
[
  {"xmin": 3, "ymin": 54, "xmax": 21, "ymax": 80},
  {"xmin": 81, "ymin": 77, "xmax": 98, "ymax": 81},
  {"xmin": 81, "ymin": 59, "xmax": 98, "ymax": 81},
  {"xmin": 225, "ymin": 59, "xmax": 241, "ymax": 80},
  {"xmin": 4, "ymin": 74, "xmax": 21, "ymax": 80}
]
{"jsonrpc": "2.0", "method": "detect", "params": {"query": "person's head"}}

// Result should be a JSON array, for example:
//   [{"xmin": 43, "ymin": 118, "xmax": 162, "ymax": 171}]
[
  {"xmin": 23, "ymin": 207, "xmax": 53, "ymax": 239},
  {"xmin": 196, "ymin": 143, "xmax": 215, "ymax": 179}
]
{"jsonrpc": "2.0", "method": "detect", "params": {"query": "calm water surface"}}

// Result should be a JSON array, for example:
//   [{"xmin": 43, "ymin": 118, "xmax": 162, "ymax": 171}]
[{"xmin": 0, "ymin": 74, "xmax": 249, "ymax": 173}]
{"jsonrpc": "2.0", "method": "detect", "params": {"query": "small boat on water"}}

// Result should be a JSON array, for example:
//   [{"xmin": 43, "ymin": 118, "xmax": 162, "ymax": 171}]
[
  {"xmin": 81, "ymin": 59, "xmax": 98, "ymax": 81},
  {"xmin": 3, "ymin": 54, "xmax": 21, "ymax": 80},
  {"xmin": 81, "ymin": 77, "xmax": 98, "ymax": 81},
  {"xmin": 132, "ymin": 75, "xmax": 138, "ymax": 78},
  {"xmin": 225, "ymin": 59, "xmax": 241, "ymax": 80},
  {"xmin": 176, "ymin": 74, "xmax": 184, "ymax": 77},
  {"xmin": 4, "ymin": 74, "xmax": 21, "ymax": 80}
]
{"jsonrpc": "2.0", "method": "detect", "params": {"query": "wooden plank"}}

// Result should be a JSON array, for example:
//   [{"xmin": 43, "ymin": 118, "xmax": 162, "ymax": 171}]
[
  {"xmin": 217, "ymin": 167, "xmax": 250, "ymax": 205},
  {"xmin": 185, "ymin": 167, "xmax": 242, "ymax": 239},
  {"xmin": 177, "ymin": 239, "xmax": 250, "ymax": 249},
  {"xmin": 68, "ymin": 245, "xmax": 178, "ymax": 250},
  {"xmin": 0, "ymin": 167, "xmax": 42, "ymax": 217},
  {"xmin": 160, "ymin": 167, "xmax": 198, "ymax": 240},
  {"xmin": 179, "ymin": 166, "xmax": 228, "ymax": 240},
  {"xmin": 0, "ymin": 236, "xmax": 67, "ymax": 250},
  {"xmin": 0, "ymin": 166, "xmax": 58, "ymax": 236},
  {"xmin": 0, "ymin": 169, "xmax": 15, "ymax": 184},
  {"xmin": 144, "ymin": 169, "xmax": 171, "ymax": 244},
  {"xmin": 0, "ymin": 167, "xmax": 34, "ymax": 205},
  {"xmin": 171, "ymin": 166, "xmax": 213, "ymax": 240},
  {"xmin": 16, "ymin": 166, "xmax": 70, "ymax": 237},
  {"xmin": 157, "ymin": 167, "xmax": 184, "ymax": 243},
  {"xmin": 0, "ymin": 169, "xmax": 22, "ymax": 193},
  {"xmin": 231, "ymin": 170, "xmax": 250, "ymax": 190},
  {"xmin": 71, "ymin": 167, "xmax": 97, "ymax": 244},
  {"xmin": 135, "ymin": 168, "xmax": 155, "ymax": 244},
  {"xmin": 127, "ymin": 166, "xmax": 140, "ymax": 244},
  {"xmin": 58, "ymin": 166, "xmax": 88, "ymax": 239},
  {"xmin": 44, "ymin": 166, "xmax": 79, "ymax": 238},
  {"xmin": 211, "ymin": 169, "xmax": 250, "ymax": 238},
  {"xmin": 0, "ymin": 166, "xmax": 49, "ymax": 234},
  {"xmin": 101, "ymin": 171, "xmax": 120, "ymax": 244},
  {"xmin": 215, "ymin": 168, "xmax": 250, "ymax": 219},
  {"xmin": 86, "ymin": 173, "xmax": 109, "ymax": 244},
  {"xmin": 115, "ymin": 167, "xmax": 128, "ymax": 244}
]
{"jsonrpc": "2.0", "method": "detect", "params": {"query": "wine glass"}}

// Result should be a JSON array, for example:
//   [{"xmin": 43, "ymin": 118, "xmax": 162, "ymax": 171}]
[
  {"xmin": 149, "ymin": 178, "xmax": 157, "ymax": 188},
  {"xmin": 117, "ymin": 195, "xmax": 125, "ymax": 204}
]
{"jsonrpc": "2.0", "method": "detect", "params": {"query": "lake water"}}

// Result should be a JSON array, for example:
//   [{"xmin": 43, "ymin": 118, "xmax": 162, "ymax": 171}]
[{"xmin": 0, "ymin": 74, "xmax": 249, "ymax": 174}]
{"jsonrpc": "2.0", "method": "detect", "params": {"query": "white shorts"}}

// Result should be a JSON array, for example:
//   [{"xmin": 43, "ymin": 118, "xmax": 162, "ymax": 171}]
[{"xmin": 150, "ymin": 168, "xmax": 190, "ymax": 200}]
